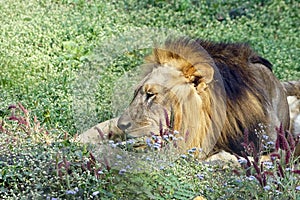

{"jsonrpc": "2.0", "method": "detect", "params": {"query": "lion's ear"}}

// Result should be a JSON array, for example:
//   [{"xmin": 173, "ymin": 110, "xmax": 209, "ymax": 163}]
[
  {"xmin": 182, "ymin": 63, "xmax": 214, "ymax": 90},
  {"xmin": 193, "ymin": 63, "xmax": 214, "ymax": 84}
]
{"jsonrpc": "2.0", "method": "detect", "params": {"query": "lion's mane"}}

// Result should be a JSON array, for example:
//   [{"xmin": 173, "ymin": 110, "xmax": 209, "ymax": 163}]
[{"xmin": 143, "ymin": 38, "xmax": 289, "ymax": 156}]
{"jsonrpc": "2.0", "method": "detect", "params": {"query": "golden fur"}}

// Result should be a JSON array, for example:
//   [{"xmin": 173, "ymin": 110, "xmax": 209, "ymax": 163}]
[{"xmin": 116, "ymin": 38, "xmax": 293, "ymax": 158}]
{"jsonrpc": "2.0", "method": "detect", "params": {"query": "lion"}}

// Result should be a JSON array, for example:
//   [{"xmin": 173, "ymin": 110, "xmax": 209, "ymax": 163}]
[
  {"xmin": 80, "ymin": 38, "xmax": 300, "ymax": 160},
  {"xmin": 287, "ymin": 95, "xmax": 300, "ymax": 134}
]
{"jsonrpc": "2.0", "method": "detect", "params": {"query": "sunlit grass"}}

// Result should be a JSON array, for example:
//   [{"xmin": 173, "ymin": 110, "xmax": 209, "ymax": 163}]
[{"xmin": 0, "ymin": 0, "xmax": 299, "ymax": 199}]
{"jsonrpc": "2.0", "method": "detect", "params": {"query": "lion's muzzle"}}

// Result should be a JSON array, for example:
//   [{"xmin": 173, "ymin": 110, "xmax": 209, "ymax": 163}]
[{"xmin": 117, "ymin": 113, "xmax": 132, "ymax": 131}]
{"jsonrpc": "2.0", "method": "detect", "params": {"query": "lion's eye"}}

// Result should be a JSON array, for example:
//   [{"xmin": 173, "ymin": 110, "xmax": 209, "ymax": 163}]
[{"xmin": 145, "ymin": 92, "xmax": 155, "ymax": 101}]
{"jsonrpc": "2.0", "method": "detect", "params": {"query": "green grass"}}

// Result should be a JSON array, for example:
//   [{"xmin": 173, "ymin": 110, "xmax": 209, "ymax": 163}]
[{"xmin": 0, "ymin": 0, "xmax": 299, "ymax": 199}]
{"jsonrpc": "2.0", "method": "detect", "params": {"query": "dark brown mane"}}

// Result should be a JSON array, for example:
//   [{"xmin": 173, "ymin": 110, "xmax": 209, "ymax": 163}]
[
  {"xmin": 197, "ymin": 40, "xmax": 272, "ymax": 101},
  {"xmin": 149, "ymin": 38, "xmax": 273, "ymax": 155},
  {"xmin": 195, "ymin": 40, "xmax": 272, "ymax": 154}
]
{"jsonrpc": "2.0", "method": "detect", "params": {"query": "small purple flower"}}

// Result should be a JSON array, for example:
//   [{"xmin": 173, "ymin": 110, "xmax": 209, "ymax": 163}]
[
  {"xmin": 108, "ymin": 140, "xmax": 117, "ymax": 147},
  {"xmin": 188, "ymin": 150, "xmax": 194, "ymax": 154},
  {"xmin": 275, "ymin": 190, "xmax": 282, "ymax": 195},
  {"xmin": 116, "ymin": 155, "xmax": 122, "ymax": 159},
  {"xmin": 270, "ymin": 153, "xmax": 280, "ymax": 161},
  {"xmin": 296, "ymin": 186, "xmax": 300, "ymax": 191},
  {"xmin": 111, "ymin": 143, "xmax": 117, "ymax": 148},
  {"xmin": 126, "ymin": 139, "xmax": 135, "ymax": 145},
  {"xmin": 119, "ymin": 169, "xmax": 126, "ymax": 175},
  {"xmin": 98, "ymin": 170, "xmax": 104, "ymax": 174},
  {"xmin": 162, "ymin": 135, "xmax": 169, "ymax": 140},
  {"xmin": 145, "ymin": 138, "xmax": 152, "ymax": 146},
  {"xmin": 46, "ymin": 197, "xmax": 58, "ymax": 200},
  {"xmin": 126, "ymin": 165, "xmax": 132, "ymax": 169},
  {"xmin": 247, "ymin": 175, "xmax": 256, "ymax": 181},
  {"xmin": 263, "ymin": 185, "xmax": 271, "ymax": 191},
  {"xmin": 66, "ymin": 190, "xmax": 77, "ymax": 195},
  {"xmin": 188, "ymin": 148, "xmax": 197, "ymax": 154},
  {"xmin": 146, "ymin": 156, "xmax": 152, "ymax": 161},
  {"xmin": 181, "ymin": 154, "xmax": 187, "ymax": 159},
  {"xmin": 263, "ymin": 161, "xmax": 273, "ymax": 169},
  {"xmin": 93, "ymin": 191, "xmax": 100, "ymax": 196},
  {"xmin": 153, "ymin": 143, "xmax": 161, "ymax": 149},
  {"xmin": 238, "ymin": 158, "xmax": 247, "ymax": 164},
  {"xmin": 188, "ymin": 153, "xmax": 194, "ymax": 158},
  {"xmin": 196, "ymin": 174, "xmax": 204, "ymax": 180},
  {"xmin": 262, "ymin": 135, "xmax": 269, "ymax": 140}
]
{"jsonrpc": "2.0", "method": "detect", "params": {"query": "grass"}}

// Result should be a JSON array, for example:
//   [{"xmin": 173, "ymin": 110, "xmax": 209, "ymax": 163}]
[{"xmin": 0, "ymin": 0, "xmax": 299, "ymax": 199}]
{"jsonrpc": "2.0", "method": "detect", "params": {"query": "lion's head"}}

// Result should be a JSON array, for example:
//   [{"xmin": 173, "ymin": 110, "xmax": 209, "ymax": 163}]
[{"xmin": 117, "ymin": 38, "xmax": 226, "ymax": 156}]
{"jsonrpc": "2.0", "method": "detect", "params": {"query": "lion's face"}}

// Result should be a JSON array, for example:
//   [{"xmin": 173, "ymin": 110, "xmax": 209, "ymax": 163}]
[{"xmin": 117, "ymin": 66, "xmax": 189, "ymax": 138}]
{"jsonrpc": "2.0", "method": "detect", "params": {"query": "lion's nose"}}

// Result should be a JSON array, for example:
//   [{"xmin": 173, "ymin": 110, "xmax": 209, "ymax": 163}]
[
  {"xmin": 117, "ymin": 115, "xmax": 132, "ymax": 131},
  {"xmin": 118, "ymin": 121, "xmax": 131, "ymax": 131}
]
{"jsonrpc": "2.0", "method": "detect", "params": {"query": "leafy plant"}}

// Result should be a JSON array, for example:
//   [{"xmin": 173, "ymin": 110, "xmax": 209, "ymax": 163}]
[{"xmin": 233, "ymin": 125, "xmax": 300, "ymax": 199}]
